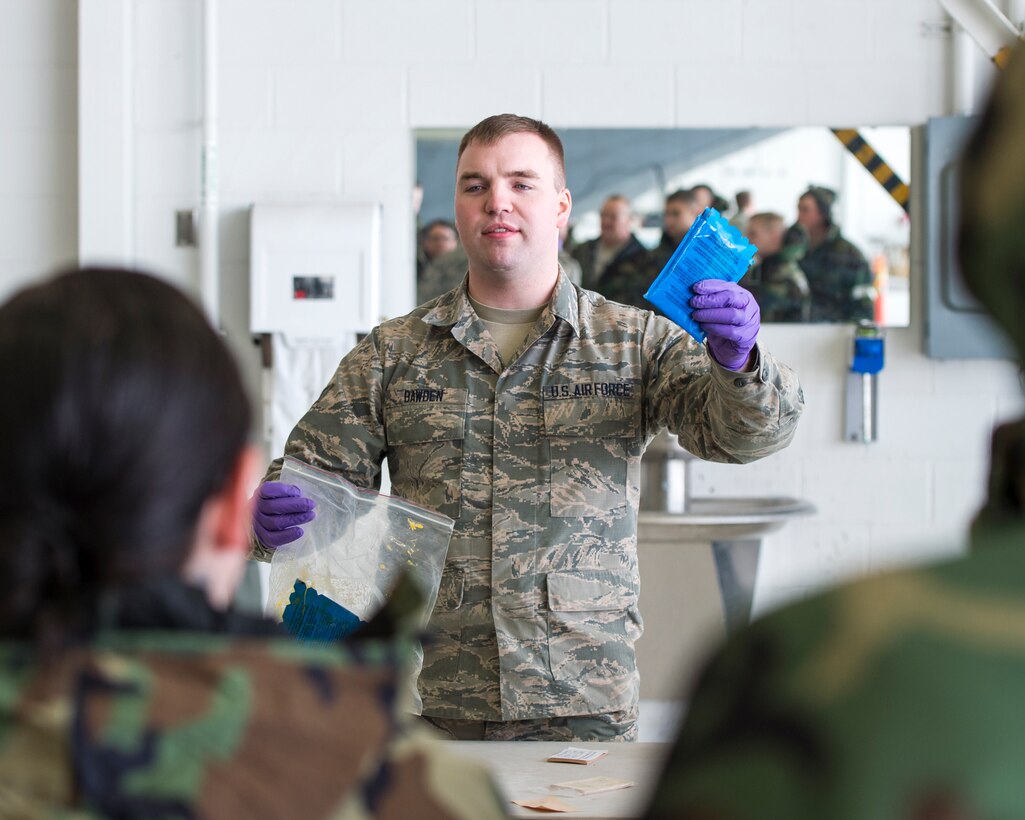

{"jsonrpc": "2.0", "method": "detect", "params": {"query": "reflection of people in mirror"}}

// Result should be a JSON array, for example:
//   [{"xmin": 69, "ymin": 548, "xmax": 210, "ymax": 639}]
[
  {"xmin": 744, "ymin": 213, "xmax": 811, "ymax": 322},
  {"xmin": 599, "ymin": 188, "xmax": 702, "ymax": 311},
  {"xmin": 796, "ymin": 185, "xmax": 875, "ymax": 323},
  {"xmin": 569, "ymin": 194, "xmax": 646, "ymax": 290}
]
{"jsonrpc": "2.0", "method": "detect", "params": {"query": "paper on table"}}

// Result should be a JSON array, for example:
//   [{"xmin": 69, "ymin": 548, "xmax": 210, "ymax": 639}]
[
  {"xmin": 551, "ymin": 776, "xmax": 634, "ymax": 795},
  {"xmin": 512, "ymin": 796, "xmax": 580, "ymax": 812},
  {"xmin": 546, "ymin": 747, "xmax": 608, "ymax": 764}
]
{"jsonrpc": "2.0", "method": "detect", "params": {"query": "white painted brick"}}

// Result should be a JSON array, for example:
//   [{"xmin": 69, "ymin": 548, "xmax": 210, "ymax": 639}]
[
  {"xmin": 218, "ymin": 131, "xmax": 342, "ymax": 198},
  {"xmin": 219, "ymin": 62, "xmax": 274, "ymax": 130},
  {"xmin": 341, "ymin": 0, "xmax": 471, "ymax": 63},
  {"xmin": 792, "ymin": 0, "xmax": 875, "ymax": 64},
  {"xmin": 869, "ymin": 0, "xmax": 948, "ymax": 62},
  {"xmin": 275, "ymin": 64, "xmax": 407, "ymax": 129},
  {"xmin": 756, "ymin": 519, "xmax": 873, "ymax": 588},
  {"xmin": 134, "ymin": 0, "xmax": 199, "ymax": 66},
  {"xmin": 0, "ymin": 195, "xmax": 76, "ymax": 260},
  {"xmin": 135, "ymin": 131, "xmax": 201, "ymax": 197},
  {"xmin": 478, "ymin": 0, "xmax": 606, "ymax": 63},
  {"xmin": 932, "ymin": 458, "xmax": 990, "ymax": 532},
  {"xmin": 674, "ymin": 63, "xmax": 810, "ymax": 127},
  {"xmin": 0, "ymin": 66, "xmax": 76, "ymax": 134},
  {"xmin": 801, "ymin": 455, "xmax": 931, "ymax": 524},
  {"xmin": 611, "ymin": 0, "xmax": 743, "ymax": 64},
  {"xmin": 409, "ymin": 65, "xmax": 542, "ymax": 128},
  {"xmin": 542, "ymin": 64, "xmax": 675, "ymax": 127},
  {"xmin": 0, "ymin": 133, "xmax": 75, "ymax": 195},
  {"xmin": 135, "ymin": 62, "xmax": 201, "ymax": 128},
  {"xmin": 689, "ymin": 452, "xmax": 804, "ymax": 500},
  {"xmin": 932, "ymin": 357, "xmax": 1022, "ymax": 397},
  {"xmin": 740, "ymin": 0, "xmax": 801, "ymax": 65},
  {"xmin": 880, "ymin": 393, "xmax": 997, "ymax": 459},
  {"xmin": 340, "ymin": 130, "xmax": 413, "ymax": 194},
  {"xmin": 0, "ymin": 0, "xmax": 76, "ymax": 66},
  {"xmin": 867, "ymin": 522, "xmax": 966, "ymax": 573},
  {"xmin": 220, "ymin": 0, "xmax": 340, "ymax": 64}
]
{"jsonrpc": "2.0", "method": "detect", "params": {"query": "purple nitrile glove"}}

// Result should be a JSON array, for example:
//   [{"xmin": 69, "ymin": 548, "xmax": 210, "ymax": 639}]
[
  {"xmin": 253, "ymin": 481, "xmax": 316, "ymax": 549},
  {"xmin": 689, "ymin": 279, "xmax": 761, "ymax": 371}
]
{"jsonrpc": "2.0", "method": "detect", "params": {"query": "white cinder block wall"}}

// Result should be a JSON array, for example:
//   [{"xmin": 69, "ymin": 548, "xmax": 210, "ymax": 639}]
[{"xmin": 4, "ymin": 0, "xmax": 1024, "ymax": 615}]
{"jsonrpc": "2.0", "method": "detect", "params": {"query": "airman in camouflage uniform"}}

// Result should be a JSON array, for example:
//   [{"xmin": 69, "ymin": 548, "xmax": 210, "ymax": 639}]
[
  {"xmin": 643, "ymin": 46, "xmax": 1025, "ymax": 820},
  {"xmin": 796, "ymin": 186, "xmax": 875, "ymax": 323},
  {"xmin": 0, "ymin": 581, "xmax": 507, "ymax": 820},
  {"xmin": 745, "ymin": 217, "xmax": 812, "ymax": 323},
  {"xmin": 255, "ymin": 115, "xmax": 804, "ymax": 740}
]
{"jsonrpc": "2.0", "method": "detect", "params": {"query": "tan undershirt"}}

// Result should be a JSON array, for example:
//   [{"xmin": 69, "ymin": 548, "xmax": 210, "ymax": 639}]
[{"xmin": 469, "ymin": 295, "xmax": 544, "ymax": 368}]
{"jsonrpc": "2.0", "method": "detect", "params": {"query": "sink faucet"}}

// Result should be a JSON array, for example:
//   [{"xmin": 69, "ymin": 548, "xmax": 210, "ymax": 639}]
[{"xmin": 640, "ymin": 430, "xmax": 696, "ymax": 513}]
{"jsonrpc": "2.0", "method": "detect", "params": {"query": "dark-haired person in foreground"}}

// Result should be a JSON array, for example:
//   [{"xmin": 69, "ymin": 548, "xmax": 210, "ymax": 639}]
[
  {"xmin": 0, "ymin": 267, "xmax": 505, "ymax": 819},
  {"xmin": 252, "ymin": 113, "xmax": 804, "ymax": 742},
  {"xmin": 644, "ymin": 46, "xmax": 1025, "ymax": 820}
]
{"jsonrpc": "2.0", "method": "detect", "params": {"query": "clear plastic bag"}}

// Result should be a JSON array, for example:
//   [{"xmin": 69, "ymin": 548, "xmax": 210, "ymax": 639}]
[{"xmin": 266, "ymin": 456, "xmax": 454, "ymax": 713}]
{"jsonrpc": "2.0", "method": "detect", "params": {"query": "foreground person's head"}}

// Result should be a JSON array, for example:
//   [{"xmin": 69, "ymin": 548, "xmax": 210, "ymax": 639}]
[{"xmin": 0, "ymin": 267, "xmax": 257, "ymax": 645}]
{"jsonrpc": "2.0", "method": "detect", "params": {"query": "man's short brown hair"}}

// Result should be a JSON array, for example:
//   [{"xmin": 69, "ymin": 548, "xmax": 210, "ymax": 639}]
[{"xmin": 457, "ymin": 114, "xmax": 566, "ymax": 190}]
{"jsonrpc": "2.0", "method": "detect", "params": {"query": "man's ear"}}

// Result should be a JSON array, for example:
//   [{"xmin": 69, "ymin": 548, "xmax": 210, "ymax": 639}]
[
  {"xmin": 557, "ymin": 188, "xmax": 572, "ymax": 229},
  {"xmin": 210, "ymin": 445, "xmax": 262, "ymax": 553}
]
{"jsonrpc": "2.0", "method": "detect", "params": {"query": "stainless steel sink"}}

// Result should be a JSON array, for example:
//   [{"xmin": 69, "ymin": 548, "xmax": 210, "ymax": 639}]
[
  {"xmin": 639, "ymin": 497, "xmax": 816, "ymax": 542},
  {"xmin": 638, "ymin": 496, "xmax": 816, "ymax": 631}
]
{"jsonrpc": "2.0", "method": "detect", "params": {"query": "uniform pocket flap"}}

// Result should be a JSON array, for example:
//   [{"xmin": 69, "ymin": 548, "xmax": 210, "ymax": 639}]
[
  {"xmin": 541, "ymin": 385, "xmax": 635, "ymax": 442},
  {"xmin": 385, "ymin": 388, "xmax": 467, "ymax": 444},
  {"xmin": 547, "ymin": 570, "xmax": 637, "ymax": 612}
]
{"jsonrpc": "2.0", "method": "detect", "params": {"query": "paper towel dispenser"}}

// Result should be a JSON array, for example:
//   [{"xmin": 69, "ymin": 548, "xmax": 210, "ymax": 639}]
[{"xmin": 250, "ymin": 203, "xmax": 382, "ymax": 335}]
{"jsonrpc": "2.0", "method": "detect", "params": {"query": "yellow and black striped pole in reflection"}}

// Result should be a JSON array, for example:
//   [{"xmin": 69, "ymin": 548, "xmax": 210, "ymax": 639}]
[{"xmin": 831, "ymin": 128, "xmax": 910, "ymax": 214}]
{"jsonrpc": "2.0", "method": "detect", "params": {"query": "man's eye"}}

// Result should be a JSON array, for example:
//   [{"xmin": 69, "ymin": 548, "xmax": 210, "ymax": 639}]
[
  {"xmin": 464, "ymin": 184, "xmax": 484, "ymax": 193},
  {"xmin": 514, "ymin": 183, "xmax": 532, "ymax": 190}
]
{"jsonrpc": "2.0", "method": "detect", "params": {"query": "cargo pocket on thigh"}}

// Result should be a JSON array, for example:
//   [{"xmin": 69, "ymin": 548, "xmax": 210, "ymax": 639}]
[{"xmin": 546, "ymin": 569, "xmax": 639, "ymax": 683}]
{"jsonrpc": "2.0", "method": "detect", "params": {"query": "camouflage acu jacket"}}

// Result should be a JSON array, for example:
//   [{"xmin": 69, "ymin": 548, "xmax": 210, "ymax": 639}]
[
  {"xmin": 799, "ymin": 225, "xmax": 874, "ymax": 323},
  {"xmin": 0, "ymin": 585, "xmax": 506, "ymax": 819},
  {"xmin": 259, "ymin": 270, "xmax": 803, "ymax": 721},
  {"xmin": 644, "ymin": 525, "xmax": 1025, "ymax": 820}
]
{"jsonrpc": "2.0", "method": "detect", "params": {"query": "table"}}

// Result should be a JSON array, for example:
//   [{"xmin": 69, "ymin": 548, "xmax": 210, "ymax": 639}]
[{"xmin": 448, "ymin": 741, "xmax": 670, "ymax": 819}]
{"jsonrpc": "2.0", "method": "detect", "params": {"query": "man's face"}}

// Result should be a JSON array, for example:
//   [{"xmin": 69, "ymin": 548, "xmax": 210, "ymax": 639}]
[
  {"xmin": 747, "ymin": 221, "xmax": 782, "ymax": 257},
  {"xmin": 454, "ymin": 133, "xmax": 571, "ymax": 279},
  {"xmin": 663, "ymin": 201, "xmax": 698, "ymax": 244},
  {"xmin": 797, "ymin": 195, "xmax": 825, "ymax": 232},
  {"xmin": 423, "ymin": 225, "xmax": 458, "ymax": 260},
  {"xmin": 692, "ymin": 186, "xmax": 714, "ymax": 210},
  {"xmin": 599, "ymin": 198, "xmax": 633, "ymax": 247}
]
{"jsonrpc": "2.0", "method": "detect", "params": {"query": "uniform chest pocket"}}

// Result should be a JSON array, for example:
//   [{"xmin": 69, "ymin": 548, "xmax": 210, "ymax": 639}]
[
  {"xmin": 543, "ymin": 387, "xmax": 639, "ymax": 518},
  {"xmin": 385, "ymin": 388, "xmax": 467, "ymax": 521}
]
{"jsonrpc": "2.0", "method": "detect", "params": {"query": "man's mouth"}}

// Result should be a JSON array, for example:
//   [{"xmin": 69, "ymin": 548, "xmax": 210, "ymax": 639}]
[{"xmin": 484, "ymin": 224, "xmax": 517, "ymax": 235}]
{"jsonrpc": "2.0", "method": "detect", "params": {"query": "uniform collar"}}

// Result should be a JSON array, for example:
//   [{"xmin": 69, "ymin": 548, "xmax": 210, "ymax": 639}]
[{"xmin": 422, "ymin": 267, "xmax": 580, "ymax": 338}]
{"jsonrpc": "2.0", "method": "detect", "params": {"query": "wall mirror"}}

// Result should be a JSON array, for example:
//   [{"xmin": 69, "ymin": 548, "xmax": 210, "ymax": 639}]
[{"xmin": 416, "ymin": 126, "xmax": 911, "ymax": 327}]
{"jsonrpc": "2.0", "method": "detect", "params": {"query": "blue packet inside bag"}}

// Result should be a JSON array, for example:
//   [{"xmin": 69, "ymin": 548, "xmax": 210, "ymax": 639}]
[{"xmin": 643, "ymin": 207, "xmax": 757, "ymax": 343}]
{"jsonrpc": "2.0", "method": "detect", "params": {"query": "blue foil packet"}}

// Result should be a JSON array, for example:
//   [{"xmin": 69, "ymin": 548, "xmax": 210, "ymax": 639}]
[
  {"xmin": 644, "ymin": 208, "xmax": 757, "ymax": 343},
  {"xmin": 282, "ymin": 579, "xmax": 367, "ymax": 642}
]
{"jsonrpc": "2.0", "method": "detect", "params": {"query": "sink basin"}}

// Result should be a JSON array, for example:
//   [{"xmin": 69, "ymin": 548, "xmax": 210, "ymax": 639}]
[
  {"xmin": 638, "ymin": 497, "xmax": 816, "ymax": 631},
  {"xmin": 639, "ymin": 497, "xmax": 816, "ymax": 542}
]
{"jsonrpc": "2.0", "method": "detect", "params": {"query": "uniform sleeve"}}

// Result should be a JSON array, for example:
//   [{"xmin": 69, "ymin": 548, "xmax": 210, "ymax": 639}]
[
  {"xmin": 251, "ymin": 331, "xmax": 387, "ymax": 561},
  {"xmin": 644, "ymin": 315, "xmax": 804, "ymax": 464}
]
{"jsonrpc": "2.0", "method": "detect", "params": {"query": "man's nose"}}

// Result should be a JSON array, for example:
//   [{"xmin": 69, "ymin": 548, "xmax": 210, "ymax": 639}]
[{"xmin": 486, "ymin": 186, "xmax": 512, "ymax": 214}]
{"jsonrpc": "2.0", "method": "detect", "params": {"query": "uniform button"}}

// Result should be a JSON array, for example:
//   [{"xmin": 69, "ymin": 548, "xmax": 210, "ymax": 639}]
[
  {"xmin": 761, "ymin": 368, "xmax": 769, "ymax": 380},
  {"xmin": 734, "ymin": 377, "xmax": 746, "ymax": 387}
]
